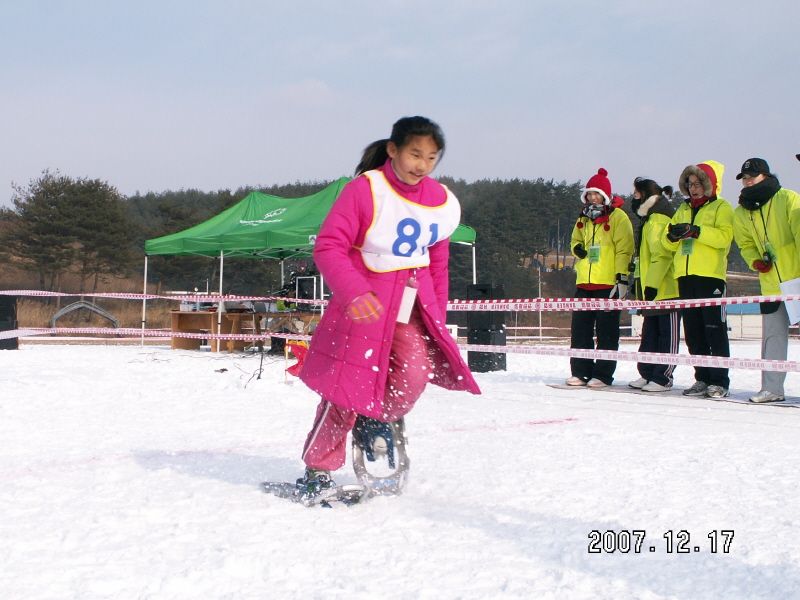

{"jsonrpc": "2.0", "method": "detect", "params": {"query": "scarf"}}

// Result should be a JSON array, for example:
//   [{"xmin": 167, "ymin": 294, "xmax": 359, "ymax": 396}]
[
  {"xmin": 739, "ymin": 176, "xmax": 781, "ymax": 211},
  {"xmin": 582, "ymin": 203, "xmax": 606, "ymax": 220}
]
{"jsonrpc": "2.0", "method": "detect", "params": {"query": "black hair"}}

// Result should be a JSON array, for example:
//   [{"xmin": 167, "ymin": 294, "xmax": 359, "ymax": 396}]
[
  {"xmin": 354, "ymin": 116, "xmax": 446, "ymax": 177},
  {"xmin": 633, "ymin": 177, "xmax": 673, "ymax": 199}
]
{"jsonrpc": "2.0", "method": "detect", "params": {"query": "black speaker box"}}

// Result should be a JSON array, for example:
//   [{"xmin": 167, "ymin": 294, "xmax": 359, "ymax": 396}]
[
  {"xmin": 0, "ymin": 319, "xmax": 19, "ymax": 350},
  {"xmin": 466, "ymin": 284, "xmax": 505, "ymax": 331},
  {"xmin": 467, "ymin": 329, "xmax": 506, "ymax": 372},
  {"xmin": 269, "ymin": 335, "xmax": 286, "ymax": 355},
  {"xmin": 0, "ymin": 295, "xmax": 17, "ymax": 320}
]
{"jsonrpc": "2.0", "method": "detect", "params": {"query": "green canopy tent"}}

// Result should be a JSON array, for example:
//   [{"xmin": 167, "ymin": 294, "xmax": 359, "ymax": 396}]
[
  {"xmin": 142, "ymin": 178, "xmax": 477, "ymax": 340},
  {"xmin": 145, "ymin": 177, "xmax": 476, "ymax": 259}
]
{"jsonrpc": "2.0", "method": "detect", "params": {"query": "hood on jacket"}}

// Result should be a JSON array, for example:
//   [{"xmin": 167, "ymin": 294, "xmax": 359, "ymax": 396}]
[
  {"xmin": 679, "ymin": 160, "xmax": 724, "ymax": 199},
  {"xmin": 636, "ymin": 194, "xmax": 675, "ymax": 219}
]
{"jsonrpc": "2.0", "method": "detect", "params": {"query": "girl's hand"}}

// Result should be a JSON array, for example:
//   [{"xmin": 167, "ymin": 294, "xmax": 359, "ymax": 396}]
[{"xmin": 346, "ymin": 292, "xmax": 384, "ymax": 323}]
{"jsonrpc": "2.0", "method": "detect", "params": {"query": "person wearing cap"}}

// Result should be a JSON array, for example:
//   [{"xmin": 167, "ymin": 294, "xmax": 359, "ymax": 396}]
[
  {"xmin": 566, "ymin": 168, "xmax": 634, "ymax": 388},
  {"xmin": 663, "ymin": 160, "xmax": 734, "ymax": 398},
  {"xmin": 732, "ymin": 158, "xmax": 800, "ymax": 403}
]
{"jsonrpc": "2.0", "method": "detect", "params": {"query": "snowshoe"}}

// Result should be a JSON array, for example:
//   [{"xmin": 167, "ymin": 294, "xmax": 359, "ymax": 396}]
[
  {"xmin": 261, "ymin": 469, "xmax": 367, "ymax": 507},
  {"xmin": 352, "ymin": 416, "xmax": 410, "ymax": 497}
]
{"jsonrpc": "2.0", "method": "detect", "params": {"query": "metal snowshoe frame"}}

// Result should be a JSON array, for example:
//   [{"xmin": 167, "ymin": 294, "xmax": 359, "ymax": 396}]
[
  {"xmin": 351, "ymin": 417, "xmax": 410, "ymax": 497},
  {"xmin": 261, "ymin": 480, "xmax": 368, "ymax": 507},
  {"xmin": 262, "ymin": 416, "xmax": 411, "ymax": 508}
]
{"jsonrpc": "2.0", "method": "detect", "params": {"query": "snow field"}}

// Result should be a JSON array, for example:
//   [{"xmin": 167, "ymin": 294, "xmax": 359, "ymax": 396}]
[{"xmin": 2, "ymin": 343, "xmax": 800, "ymax": 599}]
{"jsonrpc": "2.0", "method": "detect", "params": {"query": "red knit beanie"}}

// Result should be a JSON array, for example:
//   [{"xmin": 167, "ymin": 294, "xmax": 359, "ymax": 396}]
[{"xmin": 581, "ymin": 168, "xmax": 612, "ymax": 204}]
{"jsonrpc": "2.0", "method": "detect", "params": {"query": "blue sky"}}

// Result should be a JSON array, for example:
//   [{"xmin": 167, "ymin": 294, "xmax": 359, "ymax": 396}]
[{"xmin": 1, "ymin": 0, "xmax": 799, "ymax": 208}]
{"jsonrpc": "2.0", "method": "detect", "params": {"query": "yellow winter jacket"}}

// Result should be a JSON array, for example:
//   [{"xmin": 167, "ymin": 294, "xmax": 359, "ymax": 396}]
[
  {"xmin": 571, "ymin": 205, "xmax": 634, "ymax": 286},
  {"xmin": 663, "ymin": 161, "xmax": 733, "ymax": 281},
  {"xmin": 639, "ymin": 212, "xmax": 679, "ymax": 300},
  {"xmin": 733, "ymin": 187, "xmax": 800, "ymax": 295}
]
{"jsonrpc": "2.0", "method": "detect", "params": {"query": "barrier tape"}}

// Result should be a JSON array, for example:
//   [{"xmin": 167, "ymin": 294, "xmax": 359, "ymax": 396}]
[
  {"xmin": 446, "ymin": 295, "xmax": 791, "ymax": 311},
  {"xmin": 0, "ymin": 327, "xmax": 312, "ymax": 343},
  {"xmin": 460, "ymin": 344, "xmax": 800, "ymax": 373},
  {"xmin": 0, "ymin": 289, "xmax": 327, "ymax": 305},
  {"xmin": 0, "ymin": 288, "xmax": 793, "ymax": 311},
  {"xmin": 3, "ymin": 325, "xmax": 796, "ymax": 373}
]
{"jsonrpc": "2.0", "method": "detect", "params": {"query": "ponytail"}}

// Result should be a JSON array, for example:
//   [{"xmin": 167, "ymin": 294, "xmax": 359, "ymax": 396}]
[
  {"xmin": 354, "ymin": 116, "xmax": 446, "ymax": 177},
  {"xmin": 355, "ymin": 139, "xmax": 390, "ymax": 177},
  {"xmin": 633, "ymin": 177, "xmax": 669, "ymax": 199}
]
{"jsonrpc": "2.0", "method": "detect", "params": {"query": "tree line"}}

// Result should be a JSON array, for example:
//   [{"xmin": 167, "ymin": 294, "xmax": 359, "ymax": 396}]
[{"xmin": 0, "ymin": 170, "xmax": 749, "ymax": 300}]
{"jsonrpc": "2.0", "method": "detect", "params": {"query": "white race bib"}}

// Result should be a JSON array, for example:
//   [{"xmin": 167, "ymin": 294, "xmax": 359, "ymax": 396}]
[{"xmin": 360, "ymin": 170, "xmax": 461, "ymax": 272}]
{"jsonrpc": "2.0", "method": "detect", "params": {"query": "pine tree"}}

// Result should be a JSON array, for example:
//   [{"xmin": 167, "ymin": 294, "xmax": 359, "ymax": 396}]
[{"xmin": 0, "ymin": 170, "xmax": 133, "ymax": 295}]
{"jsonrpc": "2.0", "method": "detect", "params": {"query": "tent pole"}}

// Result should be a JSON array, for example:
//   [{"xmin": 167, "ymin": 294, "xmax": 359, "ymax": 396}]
[
  {"xmin": 471, "ymin": 244, "xmax": 477, "ymax": 284},
  {"xmin": 217, "ymin": 251, "xmax": 225, "ymax": 352},
  {"xmin": 141, "ymin": 256, "xmax": 148, "ymax": 347},
  {"xmin": 280, "ymin": 259, "xmax": 285, "ymax": 286},
  {"xmin": 320, "ymin": 273, "xmax": 325, "ymax": 317},
  {"xmin": 538, "ymin": 263, "xmax": 543, "ymax": 341}
]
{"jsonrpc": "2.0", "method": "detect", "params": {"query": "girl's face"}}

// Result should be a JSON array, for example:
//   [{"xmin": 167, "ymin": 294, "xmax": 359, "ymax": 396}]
[
  {"xmin": 387, "ymin": 135, "xmax": 440, "ymax": 185},
  {"xmin": 740, "ymin": 173, "xmax": 766, "ymax": 188},
  {"xmin": 686, "ymin": 174, "xmax": 705, "ymax": 199},
  {"xmin": 585, "ymin": 191, "xmax": 605, "ymax": 205},
  {"xmin": 633, "ymin": 189, "xmax": 642, "ymax": 200}
]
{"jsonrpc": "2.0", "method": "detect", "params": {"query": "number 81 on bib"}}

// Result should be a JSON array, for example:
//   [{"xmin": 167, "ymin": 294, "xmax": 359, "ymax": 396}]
[{"xmin": 392, "ymin": 218, "xmax": 439, "ymax": 257}]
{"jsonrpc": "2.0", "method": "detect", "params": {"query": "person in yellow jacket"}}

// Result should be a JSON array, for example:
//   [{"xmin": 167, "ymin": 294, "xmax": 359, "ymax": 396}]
[
  {"xmin": 663, "ymin": 160, "xmax": 734, "ymax": 398},
  {"xmin": 627, "ymin": 178, "xmax": 681, "ymax": 392},
  {"xmin": 732, "ymin": 158, "xmax": 800, "ymax": 403},
  {"xmin": 566, "ymin": 168, "xmax": 634, "ymax": 388}
]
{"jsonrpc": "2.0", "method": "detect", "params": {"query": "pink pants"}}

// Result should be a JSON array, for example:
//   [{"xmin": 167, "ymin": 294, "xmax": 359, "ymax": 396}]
[{"xmin": 301, "ymin": 310, "xmax": 433, "ymax": 471}]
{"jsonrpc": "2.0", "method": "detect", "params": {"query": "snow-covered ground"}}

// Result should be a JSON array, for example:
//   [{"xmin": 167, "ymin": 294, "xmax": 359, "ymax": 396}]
[{"xmin": 2, "ymin": 341, "xmax": 800, "ymax": 600}]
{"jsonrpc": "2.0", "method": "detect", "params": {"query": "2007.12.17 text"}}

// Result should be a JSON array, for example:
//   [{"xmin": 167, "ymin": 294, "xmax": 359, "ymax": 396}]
[{"xmin": 588, "ymin": 530, "xmax": 734, "ymax": 554}]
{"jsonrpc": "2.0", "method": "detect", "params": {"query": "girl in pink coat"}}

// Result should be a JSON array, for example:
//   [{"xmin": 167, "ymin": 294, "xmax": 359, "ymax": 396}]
[{"xmin": 296, "ymin": 116, "xmax": 481, "ymax": 500}]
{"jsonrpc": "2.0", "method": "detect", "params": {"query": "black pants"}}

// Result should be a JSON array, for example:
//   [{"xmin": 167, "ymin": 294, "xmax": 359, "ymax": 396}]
[
  {"xmin": 678, "ymin": 275, "xmax": 730, "ymax": 388},
  {"xmin": 637, "ymin": 311, "xmax": 681, "ymax": 385},
  {"xmin": 570, "ymin": 287, "xmax": 620, "ymax": 384}
]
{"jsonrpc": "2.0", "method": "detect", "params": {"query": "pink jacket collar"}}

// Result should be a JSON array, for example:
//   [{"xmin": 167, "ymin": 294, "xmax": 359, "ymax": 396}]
[{"xmin": 381, "ymin": 158, "xmax": 423, "ymax": 195}]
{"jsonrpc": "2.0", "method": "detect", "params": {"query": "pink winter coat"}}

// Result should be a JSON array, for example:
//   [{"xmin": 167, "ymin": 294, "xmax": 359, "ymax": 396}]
[{"xmin": 299, "ymin": 159, "xmax": 481, "ymax": 418}]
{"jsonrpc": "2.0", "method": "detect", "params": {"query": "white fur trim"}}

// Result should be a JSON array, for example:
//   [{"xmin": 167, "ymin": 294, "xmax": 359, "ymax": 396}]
[
  {"xmin": 581, "ymin": 187, "xmax": 611, "ymax": 205},
  {"xmin": 637, "ymin": 195, "xmax": 660, "ymax": 217}
]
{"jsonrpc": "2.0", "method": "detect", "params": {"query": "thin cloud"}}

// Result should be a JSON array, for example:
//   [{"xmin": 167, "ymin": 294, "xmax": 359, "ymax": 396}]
[{"xmin": 267, "ymin": 80, "xmax": 338, "ymax": 109}]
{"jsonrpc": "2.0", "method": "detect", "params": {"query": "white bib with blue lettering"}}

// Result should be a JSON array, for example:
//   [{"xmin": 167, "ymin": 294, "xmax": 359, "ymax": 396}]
[{"xmin": 360, "ymin": 170, "xmax": 461, "ymax": 273}]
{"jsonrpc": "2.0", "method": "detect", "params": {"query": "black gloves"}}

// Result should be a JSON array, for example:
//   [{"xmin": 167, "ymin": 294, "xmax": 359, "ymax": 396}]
[
  {"xmin": 573, "ymin": 244, "xmax": 587, "ymax": 259},
  {"xmin": 667, "ymin": 223, "xmax": 700, "ymax": 242},
  {"xmin": 643, "ymin": 287, "xmax": 658, "ymax": 301}
]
